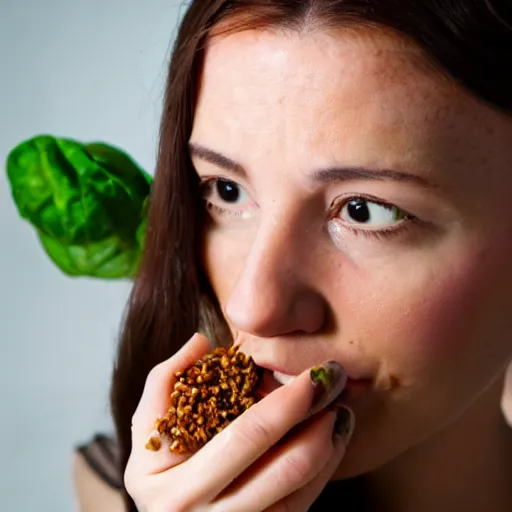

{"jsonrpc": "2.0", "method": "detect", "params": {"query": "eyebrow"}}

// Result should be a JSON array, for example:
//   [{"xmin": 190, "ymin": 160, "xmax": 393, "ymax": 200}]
[{"xmin": 189, "ymin": 143, "xmax": 436, "ymax": 188}]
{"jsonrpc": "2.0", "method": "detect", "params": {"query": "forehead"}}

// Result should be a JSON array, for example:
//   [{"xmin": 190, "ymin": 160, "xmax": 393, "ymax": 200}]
[
  {"xmin": 191, "ymin": 28, "xmax": 511, "ymax": 191},
  {"xmin": 197, "ymin": 28, "xmax": 454, "ymax": 124}
]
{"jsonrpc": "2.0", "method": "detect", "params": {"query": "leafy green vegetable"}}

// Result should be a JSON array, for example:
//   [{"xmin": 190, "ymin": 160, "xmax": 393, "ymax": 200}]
[
  {"xmin": 135, "ymin": 196, "xmax": 150, "ymax": 251},
  {"xmin": 6, "ymin": 135, "xmax": 153, "ymax": 279},
  {"xmin": 38, "ymin": 233, "xmax": 142, "ymax": 279}
]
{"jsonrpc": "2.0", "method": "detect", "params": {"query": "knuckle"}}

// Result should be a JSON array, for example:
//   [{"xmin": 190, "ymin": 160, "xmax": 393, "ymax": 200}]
[
  {"xmin": 279, "ymin": 499, "xmax": 296, "ymax": 512},
  {"xmin": 230, "ymin": 409, "xmax": 274, "ymax": 451},
  {"xmin": 161, "ymin": 493, "xmax": 203, "ymax": 512},
  {"xmin": 131, "ymin": 363, "xmax": 168, "ymax": 425},
  {"xmin": 280, "ymin": 451, "xmax": 316, "ymax": 483},
  {"xmin": 130, "ymin": 409, "xmax": 140, "ymax": 428},
  {"xmin": 267, "ymin": 496, "xmax": 298, "ymax": 512},
  {"xmin": 145, "ymin": 362, "xmax": 167, "ymax": 387},
  {"xmin": 123, "ymin": 469, "xmax": 136, "ymax": 496},
  {"xmin": 276, "ymin": 495, "xmax": 305, "ymax": 512},
  {"xmin": 123, "ymin": 459, "xmax": 199, "ymax": 512},
  {"xmin": 277, "ymin": 428, "xmax": 334, "ymax": 487},
  {"xmin": 164, "ymin": 499, "xmax": 189, "ymax": 512},
  {"xmin": 123, "ymin": 458, "xmax": 139, "ymax": 496}
]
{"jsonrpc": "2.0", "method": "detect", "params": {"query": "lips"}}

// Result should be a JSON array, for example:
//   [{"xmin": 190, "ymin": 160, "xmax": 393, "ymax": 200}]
[
  {"xmin": 257, "ymin": 370, "xmax": 284, "ymax": 398},
  {"xmin": 247, "ymin": 344, "xmax": 374, "ymax": 377},
  {"xmin": 256, "ymin": 365, "xmax": 373, "ymax": 401},
  {"xmin": 237, "ymin": 338, "xmax": 376, "ymax": 401}
]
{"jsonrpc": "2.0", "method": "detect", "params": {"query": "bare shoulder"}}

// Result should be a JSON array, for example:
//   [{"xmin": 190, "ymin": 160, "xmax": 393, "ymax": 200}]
[
  {"xmin": 72, "ymin": 434, "xmax": 125, "ymax": 512},
  {"xmin": 73, "ymin": 452, "xmax": 125, "ymax": 511}
]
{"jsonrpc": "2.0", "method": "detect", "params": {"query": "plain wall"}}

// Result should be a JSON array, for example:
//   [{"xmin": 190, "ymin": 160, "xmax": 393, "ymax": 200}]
[
  {"xmin": 2, "ymin": 2, "xmax": 512, "ymax": 511},
  {"xmin": 0, "ymin": 1, "xmax": 183, "ymax": 510}
]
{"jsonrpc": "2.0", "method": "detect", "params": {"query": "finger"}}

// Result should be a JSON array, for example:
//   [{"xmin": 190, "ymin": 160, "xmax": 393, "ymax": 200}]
[
  {"xmin": 211, "ymin": 410, "xmax": 339, "ymax": 512},
  {"xmin": 269, "ymin": 408, "xmax": 355, "ymax": 512},
  {"xmin": 174, "ymin": 361, "xmax": 347, "ymax": 503},
  {"xmin": 128, "ymin": 332, "xmax": 211, "ymax": 475}
]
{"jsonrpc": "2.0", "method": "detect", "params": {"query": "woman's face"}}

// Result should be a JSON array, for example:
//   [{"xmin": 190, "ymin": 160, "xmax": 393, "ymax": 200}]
[{"xmin": 189, "ymin": 28, "xmax": 512, "ymax": 476}]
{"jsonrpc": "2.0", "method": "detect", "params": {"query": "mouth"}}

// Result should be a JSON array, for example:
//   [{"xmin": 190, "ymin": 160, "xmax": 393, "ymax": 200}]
[
  {"xmin": 256, "ymin": 369, "xmax": 294, "ymax": 398},
  {"xmin": 256, "ymin": 366, "xmax": 373, "ymax": 402}
]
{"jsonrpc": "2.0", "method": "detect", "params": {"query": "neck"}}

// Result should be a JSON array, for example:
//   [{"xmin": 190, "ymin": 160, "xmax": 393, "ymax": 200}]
[{"xmin": 366, "ymin": 377, "xmax": 512, "ymax": 512}]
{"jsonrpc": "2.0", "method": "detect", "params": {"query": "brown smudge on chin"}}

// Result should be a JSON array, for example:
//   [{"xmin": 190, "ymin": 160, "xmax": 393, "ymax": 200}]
[{"xmin": 388, "ymin": 374, "xmax": 401, "ymax": 390}]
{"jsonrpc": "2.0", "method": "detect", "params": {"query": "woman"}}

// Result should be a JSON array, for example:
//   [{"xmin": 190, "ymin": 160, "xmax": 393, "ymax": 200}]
[{"xmin": 78, "ymin": 1, "xmax": 512, "ymax": 510}]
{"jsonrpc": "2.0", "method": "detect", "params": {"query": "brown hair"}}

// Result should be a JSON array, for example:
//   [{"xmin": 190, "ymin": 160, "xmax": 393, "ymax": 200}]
[{"xmin": 110, "ymin": 1, "xmax": 511, "ymax": 509}]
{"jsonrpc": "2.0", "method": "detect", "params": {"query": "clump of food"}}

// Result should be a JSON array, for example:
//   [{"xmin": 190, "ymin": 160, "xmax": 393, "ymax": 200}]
[{"xmin": 146, "ymin": 345, "xmax": 262, "ymax": 454}]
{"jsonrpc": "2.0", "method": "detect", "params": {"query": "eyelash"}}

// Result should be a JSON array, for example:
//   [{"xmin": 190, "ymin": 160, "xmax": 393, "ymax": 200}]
[
  {"xmin": 205, "ymin": 201, "xmax": 246, "ymax": 217},
  {"xmin": 200, "ymin": 178, "xmax": 250, "ymax": 218},
  {"xmin": 328, "ymin": 194, "xmax": 419, "ymax": 241},
  {"xmin": 333, "ymin": 217, "xmax": 418, "ymax": 241},
  {"xmin": 200, "ymin": 177, "xmax": 420, "ymax": 240}
]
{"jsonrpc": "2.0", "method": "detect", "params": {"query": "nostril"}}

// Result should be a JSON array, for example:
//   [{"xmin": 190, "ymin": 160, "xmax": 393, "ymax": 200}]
[
  {"xmin": 225, "ymin": 294, "xmax": 283, "ymax": 336},
  {"xmin": 225, "ymin": 281, "xmax": 328, "ymax": 338}
]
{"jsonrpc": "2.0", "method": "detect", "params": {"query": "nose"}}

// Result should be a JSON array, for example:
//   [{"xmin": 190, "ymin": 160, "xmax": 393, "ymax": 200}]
[{"xmin": 225, "ymin": 216, "xmax": 327, "ymax": 338}]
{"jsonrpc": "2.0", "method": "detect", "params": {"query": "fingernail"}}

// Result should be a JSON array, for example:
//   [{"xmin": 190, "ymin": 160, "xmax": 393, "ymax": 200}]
[
  {"xmin": 333, "ymin": 406, "xmax": 355, "ymax": 444},
  {"xmin": 309, "ymin": 361, "xmax": 347, "ymax": 416}
]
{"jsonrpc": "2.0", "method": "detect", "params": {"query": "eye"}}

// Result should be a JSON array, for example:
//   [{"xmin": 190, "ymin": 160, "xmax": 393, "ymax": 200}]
[
  {"xmin": 339, "ymin": 197, "xmax": 407, "ymax": 227},
  {"xmin": 201, "ymin": 178, "xmax": 256, "ymax": 218},
  {"xmin": 214, "ymin": 179, "xmax": 246, "ymax": 204}
]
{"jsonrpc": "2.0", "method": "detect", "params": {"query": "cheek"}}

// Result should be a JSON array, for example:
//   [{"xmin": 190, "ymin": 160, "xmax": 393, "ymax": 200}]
[
  {"xmin": 202, "ymin": 230, "xmax": 249, "ymax": 305},
  {"xmin": 408, "ymin": 250, "xmax": 512, "ymax": 358},
  {"xmin": 341, "ymin": 245, "xmax": 512, "ymax": 385}
]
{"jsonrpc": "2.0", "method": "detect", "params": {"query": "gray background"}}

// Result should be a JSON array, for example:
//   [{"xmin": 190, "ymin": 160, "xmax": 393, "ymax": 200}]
[
  {"xmin": 1, "ymin": 2, "xmax": 512, "ymax": 511},
  {"xmin": 0, "ymin": 1, "xmax": 184, "ymax": 510}
]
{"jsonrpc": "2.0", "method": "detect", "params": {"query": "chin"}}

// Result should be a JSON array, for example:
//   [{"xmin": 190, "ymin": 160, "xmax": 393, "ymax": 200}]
[
  {"xmin": 330, "ymin": 409, "xmax": 424, "ymax": 481},
  {"xmin": 332, "ymin": 433, "xmax": 397, "ymax": 480}
]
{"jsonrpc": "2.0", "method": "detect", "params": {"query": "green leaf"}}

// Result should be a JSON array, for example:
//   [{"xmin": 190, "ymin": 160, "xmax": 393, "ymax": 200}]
[
  {"xmin": 135, "ymin": 196, "xmax": 150, "ymax": 251},
  {"xmin": 38, "ymin": 231, "xmax": 140, "ymax": 279},
  {"xmin": 6, "ymin": 135, "xmax": 152, "ymax": 279}
]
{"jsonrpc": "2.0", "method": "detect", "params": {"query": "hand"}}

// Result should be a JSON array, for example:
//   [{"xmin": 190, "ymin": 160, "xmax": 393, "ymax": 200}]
[{"xmin": 126, "ymin": 333, "xmax": 355, "ymax": 512}]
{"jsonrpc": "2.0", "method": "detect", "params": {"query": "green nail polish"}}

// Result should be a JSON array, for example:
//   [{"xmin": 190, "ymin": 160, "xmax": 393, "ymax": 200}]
[
  {"xmin": 309, "ymin": 361, "xmax": 346, "ymax": 415},
  {"xmin": 334, "ymin": 406, "xmax": 355, "ymax": 443}
]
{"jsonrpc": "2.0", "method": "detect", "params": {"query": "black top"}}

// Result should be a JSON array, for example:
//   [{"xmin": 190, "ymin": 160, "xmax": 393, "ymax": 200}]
[
  {"xmin": 309, "ymin": 478, "xmax": 369, "ymax": 511},
  {"xmin": 76, "ymin": 434, "xmax": 123, "ymax": 490}
]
